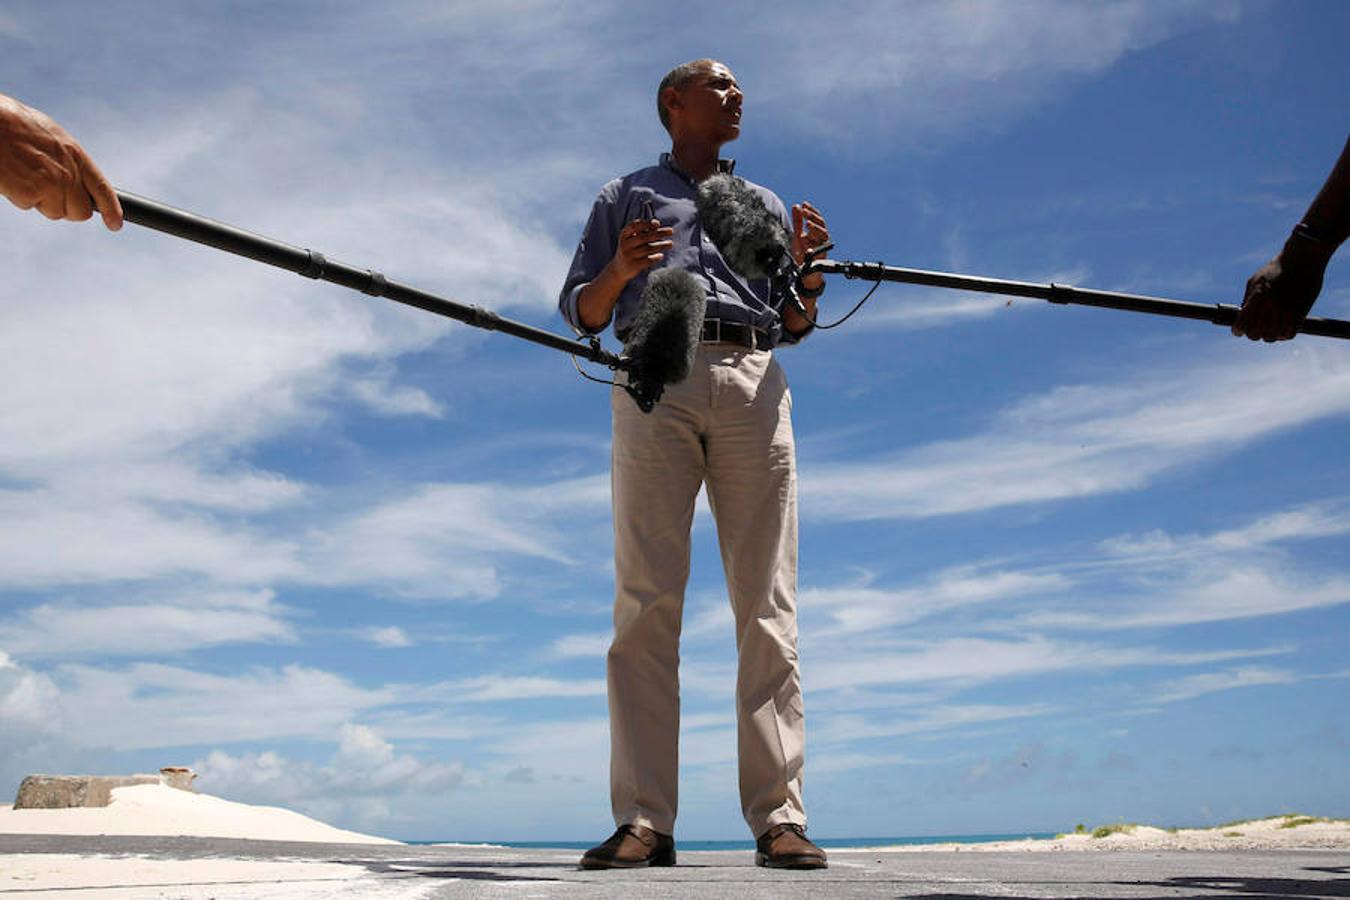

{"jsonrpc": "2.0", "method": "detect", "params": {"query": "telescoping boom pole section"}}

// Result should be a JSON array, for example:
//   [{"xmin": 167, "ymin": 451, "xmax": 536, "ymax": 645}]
[
  {"xmin": 807, "ymin": 258, "xmax": 1350, "ymax": 340},
  {"xmin": 114, "ymin": 190, "xmax": 629, "ymax": 371}
]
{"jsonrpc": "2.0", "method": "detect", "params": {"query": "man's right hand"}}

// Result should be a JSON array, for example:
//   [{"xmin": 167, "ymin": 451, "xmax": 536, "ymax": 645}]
[
  {"xmin": 576, "ymin": 218, "xmax": 674, "ymax": 332},
  {"xmin": 610, "ymin": 218, "xmax": 674, "ymax": 281},
  {"xmin": 0, "ymin": 92, "xmax": 123, "ymax": 230}
]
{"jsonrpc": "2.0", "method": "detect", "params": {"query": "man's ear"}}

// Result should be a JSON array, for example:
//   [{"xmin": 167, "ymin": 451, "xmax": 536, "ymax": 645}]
[{"xmin": 660, "ymin": 85, "xmax": 681, "ymax": 122}]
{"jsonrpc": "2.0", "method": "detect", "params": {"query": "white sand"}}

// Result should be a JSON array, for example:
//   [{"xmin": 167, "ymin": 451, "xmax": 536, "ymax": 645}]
[
  {"xmin": 0, "ymin": 784, "xmax": 397, "ymax": 845},
  {"xmin": 0, "ymin": 786, "xmax": 413, "ymax": 898},
  {"xmin": 0, "ymin": 853, "xmax": 435, "ymax": 900},
  {"xmin": 838, "ymin": 816, "xmax": 1350, "ymax": 853}
]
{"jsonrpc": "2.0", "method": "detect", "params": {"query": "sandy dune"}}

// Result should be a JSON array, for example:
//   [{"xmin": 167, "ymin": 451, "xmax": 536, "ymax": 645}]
[
  {"xmin": 0, "ymin": 784, "xmax": 397, "ymax": 844},
  {"xmin": 844, "ymin": 815, "xmax": 1350, "ymax": 853}
]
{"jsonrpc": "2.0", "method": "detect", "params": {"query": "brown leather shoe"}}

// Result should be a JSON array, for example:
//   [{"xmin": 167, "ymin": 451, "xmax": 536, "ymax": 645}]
[
  {"xmin": 579, "ymin": 824, "xmax": 676, "ymax": 869},
  {"xmin": 755, "ymin": 822, "xmax": 828, "ymax": 869}
]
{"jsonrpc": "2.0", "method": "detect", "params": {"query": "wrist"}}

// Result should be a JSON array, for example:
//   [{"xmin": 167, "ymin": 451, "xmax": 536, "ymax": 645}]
[
  {"xmin": 1284, "ymin": 225, "xmax": 1336, "ymax": 269},
  {"xmin": 1292, "ymin": 221, "xmax": 1340, "ymax": 248},
  {"xmin": 602, "ymin": 256, "xmax": 641, "ymax": 288},
  {"xmin": 798, "ymin": 274, "xmax": 825, "ymax": 297}
]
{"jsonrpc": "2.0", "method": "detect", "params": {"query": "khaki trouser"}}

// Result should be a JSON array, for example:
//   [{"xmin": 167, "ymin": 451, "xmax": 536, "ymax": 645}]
[{"xmin": 608, "ymin": 343, "xmax": 805, "ymax": 838}]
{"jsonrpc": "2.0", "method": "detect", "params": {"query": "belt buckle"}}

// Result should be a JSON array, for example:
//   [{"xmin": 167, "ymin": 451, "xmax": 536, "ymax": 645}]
[{"xmin": 704, "ymin": 317, "xmax": 722, "ymax": 344}]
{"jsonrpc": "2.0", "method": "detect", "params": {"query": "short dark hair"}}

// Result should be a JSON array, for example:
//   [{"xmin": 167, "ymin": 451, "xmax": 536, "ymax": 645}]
[{"xmin": 657, "ymin": 59, "xmax": 718, "ymax": 132}]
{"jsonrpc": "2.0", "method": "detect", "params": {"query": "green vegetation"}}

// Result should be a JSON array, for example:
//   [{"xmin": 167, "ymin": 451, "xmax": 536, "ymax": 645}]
[
  {"xmin": 1279, "ymin": 816, "xmax": 1322, "ymax": 829},
  {"xmin": 1091, "ymin": 823, "xmax": 1137, "ymax": 839},
  {"xmin": 1053, "ymin": 823, "xmax": 1089, "ymax": 839},
  {"xmin": 1223, "ymin": 831, "xmax": 1242, "ymax": 838}
]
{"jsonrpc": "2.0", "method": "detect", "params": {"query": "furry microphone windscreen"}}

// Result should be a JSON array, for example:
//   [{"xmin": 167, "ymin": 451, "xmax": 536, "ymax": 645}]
[
  {"xmin": 624, "ymin": 267, "xmax": 707, "ymax": 388},
  {"xmin": 696, "ymin": 173, "xmax": 792, "ymax": 281}
]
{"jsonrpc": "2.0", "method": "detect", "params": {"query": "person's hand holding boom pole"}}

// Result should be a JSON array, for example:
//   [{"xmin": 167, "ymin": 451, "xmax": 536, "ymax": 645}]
[
  {"xmin": 0, "ymin": 91, "xmax": 122, "ymax": 230},
  {"xmin": 1233, "ymin": 135, "xmax": 1349, "ymax": 342}
]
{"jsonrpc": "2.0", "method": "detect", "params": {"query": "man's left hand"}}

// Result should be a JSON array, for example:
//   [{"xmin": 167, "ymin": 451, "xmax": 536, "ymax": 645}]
[{"xmin": 791, "ymin": 201, "xmax": 829, "ymax": 292}]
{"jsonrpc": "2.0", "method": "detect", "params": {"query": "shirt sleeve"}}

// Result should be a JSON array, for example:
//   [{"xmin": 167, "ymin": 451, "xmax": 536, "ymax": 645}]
[{"xmin": 559, "ymin": 182, "xmax": 622, "ymax": 337}]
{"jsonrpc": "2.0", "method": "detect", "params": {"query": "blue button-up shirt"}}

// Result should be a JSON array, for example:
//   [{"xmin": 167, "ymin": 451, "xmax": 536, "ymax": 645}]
[{"xmin": 559, "ymin": 154, "xmax": 802, "ymax": 346}]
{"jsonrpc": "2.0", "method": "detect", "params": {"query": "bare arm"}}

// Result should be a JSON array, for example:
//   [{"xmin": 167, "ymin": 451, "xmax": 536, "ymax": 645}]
[{"xmin": 1233, "ymin": 135, "xmax": 1349, "ymax": 342}]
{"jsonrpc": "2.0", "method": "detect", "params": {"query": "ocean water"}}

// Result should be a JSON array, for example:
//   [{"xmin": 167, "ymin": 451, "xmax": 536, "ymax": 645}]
[{"xmin": 411, "ymin": 833, "xmax": 1055, "ymax": 851}]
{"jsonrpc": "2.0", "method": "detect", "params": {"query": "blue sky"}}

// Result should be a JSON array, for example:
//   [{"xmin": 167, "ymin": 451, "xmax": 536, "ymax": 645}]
[{"xmin": 1, "ymin": 1, "xmax": 1347, "ymax": 842}]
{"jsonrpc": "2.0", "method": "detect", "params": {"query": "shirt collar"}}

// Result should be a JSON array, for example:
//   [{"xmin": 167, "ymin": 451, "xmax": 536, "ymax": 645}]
[{"xmin": 660, "ymin": 152, "xmax": 736, "ymax": 183}]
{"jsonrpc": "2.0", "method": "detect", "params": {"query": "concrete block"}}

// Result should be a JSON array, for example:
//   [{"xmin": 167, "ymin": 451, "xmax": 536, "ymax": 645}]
[
  {"xmin": 13, "ymin": 767, "xmax": 198, "ymax": 809},
  {"xmin": 158, "ymin": 767, "xmax": 197, "ymax": 792}
]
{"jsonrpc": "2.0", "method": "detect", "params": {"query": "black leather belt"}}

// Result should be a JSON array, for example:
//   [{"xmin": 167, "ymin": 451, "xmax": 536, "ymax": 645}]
[{"xmin": 700, "ymin": 318, "xmax": 773, "ymax": 350}]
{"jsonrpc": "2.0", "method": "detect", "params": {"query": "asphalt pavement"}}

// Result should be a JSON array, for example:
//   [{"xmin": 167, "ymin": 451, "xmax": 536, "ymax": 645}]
[{"xmin": 1, "ymin": 834, "xmax": 1347, "ymax": 899}]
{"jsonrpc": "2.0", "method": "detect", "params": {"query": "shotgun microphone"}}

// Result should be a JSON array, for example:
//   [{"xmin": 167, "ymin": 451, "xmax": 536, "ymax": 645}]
[
  {"xmin": 696, "ymin": 173, "xmax": 820, "ymax": 324},
  {"xmin": 696, "ymin": 173, "xmax": 794, "ymax": 280},
  {"xmin": 622, "ymin": 267, "xmax": 707, "ymax": 412}
]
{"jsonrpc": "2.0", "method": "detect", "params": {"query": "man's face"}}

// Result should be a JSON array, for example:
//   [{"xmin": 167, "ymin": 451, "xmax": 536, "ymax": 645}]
[{"xmin": 669, "ymin": 61, "xmax": 743, "ymax": 144}]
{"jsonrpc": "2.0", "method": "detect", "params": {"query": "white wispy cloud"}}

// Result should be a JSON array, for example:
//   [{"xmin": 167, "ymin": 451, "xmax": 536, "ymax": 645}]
[
  {"xmin": 47, "ymin": 662, "xmax": 392, "ymax": 750},
  {"xmin": 0, "ymin": 488, "xmax": 302, "ymax": 589},
  {"xmin": 1149, "ymin": 667, "xmax": 1299, "ymax": 705},
  {"xmin": 808, "ymin": 636, "xmax": 1287, "ymax": 693},
  {"xmin": 415, "ymin": 676, "xmax": 606, "ymax": 704},
  {"xmin": 1017, "ymin": 503, "xmax": 1350, "ymax": 630},
  {"xmin": 791, "ymin": 503, "xmax": 1350, "ymax": 638},
  {"xmin": 0, "ymin": 590, "xmax": 295, "ymax": 658},
  {"xmin": 804, "ymin": 347, "xmax": 1350, "ymax": 520},
  {"xmin": 745, "ymin": 0, "xmax": 1245, "ymax": 147},
  {"xmin": 550, "ymin": 632, "xmax": 610, "ymax": 659},
  {"xmin": 362, "ymin": 626, "xmax": 414, "ymax": 649},
  {"xmin": 301, "ymin": 475, "xmax": 609, "ymax": 600},
  {"xmin": 802, "ymin": 567, "xmax": 1071, "ymax": 635},
  {"xmin": 0, "ymin": 467, "xmax": 610, "ymax": 600},
  {"xmin": 1099, "ymin": 504, "xmax": 1350, "ymax": 561},
  {"xmin": 346, "ymin": 372, "xmax": 444, "ymax": 419},
  {"xmin": 857, "ymin": 293, "xmax": 1019, "ymax": 330},
  {"xmin": 1024, "ymin": 568, "xmax": 1350, "ymax": 631}
]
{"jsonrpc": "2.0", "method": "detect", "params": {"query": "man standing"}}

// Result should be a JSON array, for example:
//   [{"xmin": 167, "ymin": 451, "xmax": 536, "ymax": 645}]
[{"xmin": 559, "ymin": 59, "xmax": 830, "ymax": 870}]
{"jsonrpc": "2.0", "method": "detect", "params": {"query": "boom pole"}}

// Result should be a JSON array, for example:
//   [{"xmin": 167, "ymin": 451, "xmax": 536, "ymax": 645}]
[
  {"xmin": 115, "ymin": 190, "xmax": 628, "ymax": 369},
  {"xmin": 807, "ymin": 258, "xmax": 1350, "ymax": 340}
]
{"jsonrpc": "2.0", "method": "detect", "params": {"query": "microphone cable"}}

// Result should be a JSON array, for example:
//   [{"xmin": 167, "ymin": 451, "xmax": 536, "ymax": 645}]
[
  {"xmin": 570, "ymin": 340, "xmax": 622, "ymax": 389},
  {"xmin": 791, "ymin": 276, "xmax": 883, "ymax": 330},
  {"xmin": 785, "ymin": 243, "xmax": 883, "ymax": 330}
]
